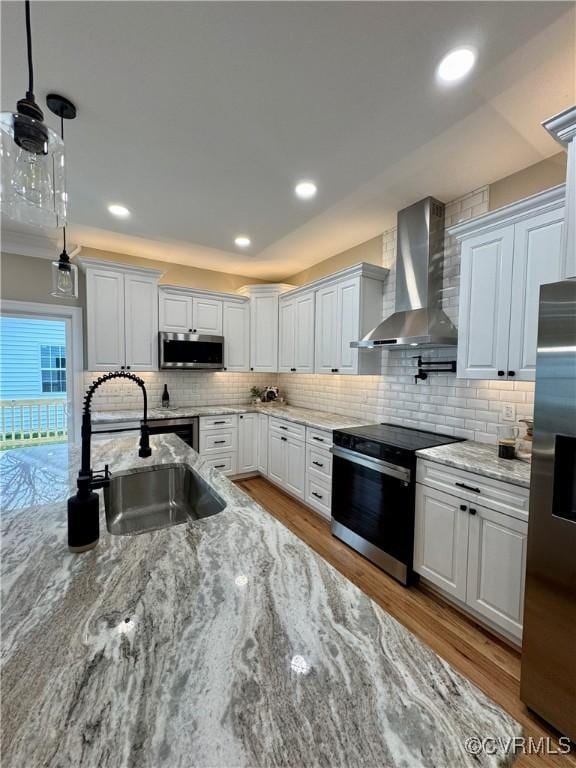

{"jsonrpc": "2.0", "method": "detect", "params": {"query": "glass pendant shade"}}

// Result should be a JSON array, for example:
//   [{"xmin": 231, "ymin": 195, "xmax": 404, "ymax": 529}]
[
  {"xmin": 51, "ymin": 258, "xmax": 78, "ymax": 299},
  {"xmin": 0, "ymin": 111, "xmax": 67, "ymax": 228}
]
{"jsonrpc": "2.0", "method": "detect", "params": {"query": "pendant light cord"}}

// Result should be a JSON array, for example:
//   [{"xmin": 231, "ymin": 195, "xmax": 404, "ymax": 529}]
[{"xmin": 24, "ymin": 0, "xmax": 34, "ymax": 97}]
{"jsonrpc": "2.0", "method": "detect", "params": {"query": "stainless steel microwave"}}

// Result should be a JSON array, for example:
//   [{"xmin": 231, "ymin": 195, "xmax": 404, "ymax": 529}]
[{"xmin": 159, "ymin": 332, "xmax": 224, "ymax": 369}]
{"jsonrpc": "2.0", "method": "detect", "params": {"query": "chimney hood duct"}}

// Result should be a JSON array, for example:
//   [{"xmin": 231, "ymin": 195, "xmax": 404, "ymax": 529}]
[{"xmin": 352, "ymin": 196, "xmax": 457, "ymax": 349}]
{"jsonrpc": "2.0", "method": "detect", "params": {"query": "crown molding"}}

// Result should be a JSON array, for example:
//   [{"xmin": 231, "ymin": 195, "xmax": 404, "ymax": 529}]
[
  {"xmin": 448, "ymin": 184, "xmax": 565, "ymax": 240},
  {"xmin": 237, "ymin": 283, "xmax": 295, "ymax": 298},
  {"xmin": 76, "ymin": 256, "xmax": 164, "ymax": 279},
  {"xmin": 543, "ymin": 106, "xmax": 576, "ymax": 146},
  {"xmin": 1, "ymin": 228, "xmax": 81, "ymax": 261},
  {"xmin": 160, "ymin": 284, "xmax": 249, "ymax": 303},
  {"xmin": 279, "ymin": 261, "xmax": 389, "ymax": 299}
]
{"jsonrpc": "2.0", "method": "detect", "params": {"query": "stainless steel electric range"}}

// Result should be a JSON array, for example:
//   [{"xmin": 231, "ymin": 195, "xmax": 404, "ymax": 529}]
[{"xmin": 331, "ymin": 423, "xmax": 463, "ymax": 585}]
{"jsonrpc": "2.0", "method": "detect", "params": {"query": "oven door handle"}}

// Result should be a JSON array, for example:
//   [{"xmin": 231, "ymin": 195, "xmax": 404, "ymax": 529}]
[{"xmin": 331, "ymin": 446, "xmax": 411, "ymax": 483}]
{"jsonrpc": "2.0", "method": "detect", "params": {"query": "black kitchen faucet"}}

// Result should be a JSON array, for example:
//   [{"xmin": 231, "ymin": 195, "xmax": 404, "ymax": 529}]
[{"xmin": 67, "ymin": 371, "xmax": 151, "ymax": 552}]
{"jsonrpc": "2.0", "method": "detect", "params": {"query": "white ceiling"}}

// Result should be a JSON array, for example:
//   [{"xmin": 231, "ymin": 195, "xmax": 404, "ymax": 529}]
[{"xmin": 1, "ymin": 1, "xmax": 574, "ymax": 279}]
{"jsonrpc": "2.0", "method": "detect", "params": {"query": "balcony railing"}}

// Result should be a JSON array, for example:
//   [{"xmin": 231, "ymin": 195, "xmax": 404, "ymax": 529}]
[{"xmin": 0, "ymin": 398, "xmax": 68, "ymax": 449}]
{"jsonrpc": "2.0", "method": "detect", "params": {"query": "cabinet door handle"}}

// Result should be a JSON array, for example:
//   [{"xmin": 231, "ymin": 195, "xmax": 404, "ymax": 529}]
[
  {"xmin": 460, "ymin": 504, "xmax": 467, "ymax": 511},
  {"xmin": 455, "ymin": 481, "xmax": 481, "ymax": 493},
  {"xmin": 469, "ymin": 508, "xmax": 477, "ymax": 515},
  {"xmin": 126, "ymin": 365, "xmax": 131, "ymax": 370},
  {"xmin": 497, "ymin": 370, "xmax": 505, "ymax": 377},
  {"xmin": 281, "ymin": 436, "xmax": 287, "ymax": 442},
  {"xmin": 508, "ymin": 370, "xmax": 516, "ymax": 377},
  {"xmin": 214, "ymin": 440, "xmax": 226, "ymax": 445},
  {"xmin": 312, "ymin": 461, "xmax": 324, "ymax": 467},
  {"xmin": 312, "ymin": 491, "xmax": 323, "ymax": 499},
  {"xmin": 188, "ymin": 328, "xmax": 193, "ymax": 332}
]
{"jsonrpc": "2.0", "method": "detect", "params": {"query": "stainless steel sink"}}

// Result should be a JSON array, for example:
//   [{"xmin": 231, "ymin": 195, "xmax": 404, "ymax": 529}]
[{"xmin": 104, "ymin": 463, "xmax": 226, "ymax": 535}]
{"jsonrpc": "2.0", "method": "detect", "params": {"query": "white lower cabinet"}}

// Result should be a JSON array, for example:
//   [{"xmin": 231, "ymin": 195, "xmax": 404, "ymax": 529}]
[
  {"xmin": 414, "ymin": 485, "xmax": 469, "ymax": 601},
  {"xmin": 238, "ymin": 413, "xmax": 258, "ymax": 474},
  {"xmin": 198, "ymin": 416, "xmax": 238, "ymax": 477},
  {"xmin": 466, "ymin": 504, "xmax": 527, "ymax": 639},
  {"xmin": 268, "ymin": 423, "xmax": 306, "ymax": 499},
  {"xmin": 414, "ymin": 468, "xmax": 528, "ymax": 642},
  {"xmin": 257, "ymin": 414, "xmax": 269, "ymax": 476}
]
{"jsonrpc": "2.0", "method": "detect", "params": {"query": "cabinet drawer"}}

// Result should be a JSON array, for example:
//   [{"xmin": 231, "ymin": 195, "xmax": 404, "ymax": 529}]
[
  {"xmin": 203, "ymin": 453, "xmax": 237, "ymax": 477},
  {"xmin": 306, "ymin": 444, "xmax": 332, "ymax": 480},
  {"xmin": 270, "ymin": 417, "xmax": 305, "ymax": 442},
  {"xmin": 416, "ymin": 459, "xmax": 529, "ymax": 521},
  {"xmin": 306, "ymin": 427, "xmax": 333, "ymax": 449},
  {"xmin": 199, "ymin": 429, "xmax": 237, "ymax": 454},
  {"xmin": 306, "ymin": 474, "xmax": 332, "ymax": 519},
  {"xmin": 200, "ymin": 415, "xmax": 238, "ymax": 429}
]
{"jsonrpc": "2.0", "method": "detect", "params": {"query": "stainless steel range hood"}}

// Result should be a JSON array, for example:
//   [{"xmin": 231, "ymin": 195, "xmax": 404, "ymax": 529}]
[{"xmin": 352, "ymin": 197, "xmax": 457, "ymax": 349}]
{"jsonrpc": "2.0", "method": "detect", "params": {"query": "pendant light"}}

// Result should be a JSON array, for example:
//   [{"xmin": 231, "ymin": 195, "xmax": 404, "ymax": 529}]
[
  {"xmin": 0, "ymin": 0, "xmax": 67, "ymax": 228},
  {"xmin": 49, "ymin": 94, "xmax": 78, "ymax": 299}
]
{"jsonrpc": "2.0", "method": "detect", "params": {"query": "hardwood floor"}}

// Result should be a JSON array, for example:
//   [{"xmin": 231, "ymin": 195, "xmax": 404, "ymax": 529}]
[{"xmin": 236, "ymin": 476, "xmax": 575, "ymax": 768}]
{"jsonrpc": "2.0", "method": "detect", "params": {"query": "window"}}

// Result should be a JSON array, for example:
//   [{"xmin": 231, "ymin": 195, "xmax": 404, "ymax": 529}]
[{"xmin": 40, "ymin": 345, "xmax": 67, "ymax": 393}]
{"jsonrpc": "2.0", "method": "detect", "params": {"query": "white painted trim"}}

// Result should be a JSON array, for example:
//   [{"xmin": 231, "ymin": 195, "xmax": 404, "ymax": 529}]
[
  {"xmin": 448, "ymin": 185, "xmax": 565, "ymax": 240},
  {"xmin": 237, "ymin": 283, "xmax": 295, "ymax": 298},
  {"xmin": 77, "ymin": 256, "xmax": 164, "ymax": 280},
  {"xmin": 0, "ymin": 299, "xmax": 84, "ymax": 444},
  {"xmin": 160, "ymin": 284, "xmax": 249, "ymax": 303},
  {"xmin": 543, "ymin": 105, "xmax": 576, "ymax": 146},
  {"xmin": 1, "ymin": 229, "xmax": 81, "ymax": 261}
]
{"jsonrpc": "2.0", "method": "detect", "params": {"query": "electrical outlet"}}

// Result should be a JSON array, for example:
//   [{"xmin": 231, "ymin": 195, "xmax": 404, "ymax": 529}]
[{"xmin": 502, "ymin": 404, "xmax": 516, "ymax": 422}]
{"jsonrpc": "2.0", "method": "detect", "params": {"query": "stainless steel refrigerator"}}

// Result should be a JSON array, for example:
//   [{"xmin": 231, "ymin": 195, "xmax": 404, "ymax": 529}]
[{"xmin": 520, "ymin": 279, "xmax": 576, "ymax": 741}]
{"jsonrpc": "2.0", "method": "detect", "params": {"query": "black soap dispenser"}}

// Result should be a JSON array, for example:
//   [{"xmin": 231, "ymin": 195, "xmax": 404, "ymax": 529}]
[{"xmin": 162, "ymin": 384, "xmax": 170, "ymax": 409}]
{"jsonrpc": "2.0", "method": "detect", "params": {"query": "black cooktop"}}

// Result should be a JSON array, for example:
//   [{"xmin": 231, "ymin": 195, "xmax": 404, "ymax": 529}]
[{"xmin": 335, "ymin": 423, "xmax": 462, "ymax": 452}]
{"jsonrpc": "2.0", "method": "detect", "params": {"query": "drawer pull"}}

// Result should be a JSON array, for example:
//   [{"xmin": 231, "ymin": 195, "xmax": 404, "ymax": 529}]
[
  {"xmin": 279, "ymin": 425, "xmax": 288, "ymax": 431},
  {"xmin": 214, "ymin": 440, "xmax": 226, "ymax": 445},
  {"xmin": 312, "ymin": 491, "xmax": 323, "ymax": 499},
  {"xmin": 281, "ymin": 436, "xmax": 287, "ymax": 442},
  {"xmin": 312, "ymin": 461, "xmax": 324, "ymax": 468},
  {"xmin": 312, "ymin": 436, "xmax": 325, "ymax": 442},
  {"xmin": 215, "ymin": 464, "xmax": 226, "ymax": 469},
  {"xmin": 213, "ymin": 420, "xmax": 226, "ymax": 425},
  {"xmin": 455, "ymin": 481, "xmax": 481, "ymax": 493}
]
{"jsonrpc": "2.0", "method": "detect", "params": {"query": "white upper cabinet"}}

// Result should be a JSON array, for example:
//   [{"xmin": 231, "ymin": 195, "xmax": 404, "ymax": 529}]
[
  {"xmin": 315, "ymin": 284, "xmax": 339, "ymax": 373},
  {"xmin": 159, "ymin": 288, "xmax": 222, "ymax": 334},
  {"xmin": 85, "ymin": 267, "xmax": 126, "ymax": 370},
  {"xmin": 124, "ymin": 273, "xmax": 159, "ymax": 370},
  {"xmin": 222, "ymin": 300, "xmax": 250, "ymax": 372},
  {"xmin": 160, "ymin": 291, "xmax": 193, "ymax": 332},
  {"xmin": 237, "ymin": 284, "xmax": 294, "ymax": 372},
  {"xmin": 313, "ymin": 264, "xmax": 388, "ymax": 375},
  {"xmin": 457, "ymin": 227, "xmax": 515, "ymax": 380},
  {"xmin": 82, "ymin": 259, "xmax": 162, "ymax": 372},
  {"xmin": 508, "ymin": 209, "xmax": 565, "ymax": 379},
  {"xmin": 278, "ymin": 290, "xmax": 315, "ymax": 373},
  {"xmin": 193, "ymin": 297, "xmax": 223, "ymax": 335},
  {"xmin": 450, "ymin": 186, "xmax": 565, "ymax": 381}
]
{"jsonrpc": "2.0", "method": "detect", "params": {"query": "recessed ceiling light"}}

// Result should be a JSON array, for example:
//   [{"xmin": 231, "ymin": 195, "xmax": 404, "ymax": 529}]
[
  {"xmin": 234, "ymin": 235, "xmax": 251, "ymax": 248},
  {"xmin": 437, "ymin": 47, "xmax": 476, "ymax": 84},
  {"xmin": 108, "ymin": 203, "xmax": 130, "ymax": 218},
  {"xmin": 294, "ymin": 180, "xmax": 317, "ymax": 200}
]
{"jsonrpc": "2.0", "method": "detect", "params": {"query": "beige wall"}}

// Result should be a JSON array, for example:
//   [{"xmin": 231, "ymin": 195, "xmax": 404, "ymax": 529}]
[
  {"xmin": 79, "ymin": 247, "xmax": 265, "ymax": 292},
  {"xmin": 0, "ymin": 245, "xmax": 265, "ymax": 309},
  {"xmin": 285, "ymin": 236, "xmax": 383, "ymax": 286},
  {"xmin": 0, "ymin": 251, "xmax": 85, "ymax": 307},
  {"xmin": 489, "ymin": 152, "xmax": 566, "ymax": 210}
]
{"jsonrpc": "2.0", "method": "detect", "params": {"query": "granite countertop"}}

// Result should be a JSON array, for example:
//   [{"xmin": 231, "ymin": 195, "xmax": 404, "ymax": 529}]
[
  {"xmin": 92, "ymin": 403, "xmax": 367, "ymax": 432},
  {"xmin": 1, "ymin": 435, "xmax": 521, "ymax": 767},
  {"xmin": 417, "ymin": 440, "xmax": 531, "ymax": 489}
]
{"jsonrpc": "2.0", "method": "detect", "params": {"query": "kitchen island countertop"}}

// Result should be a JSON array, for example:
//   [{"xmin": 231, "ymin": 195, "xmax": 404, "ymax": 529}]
[{"xmin": 1, "ymin": 434, "xmax": 521, "ymax": 767}]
